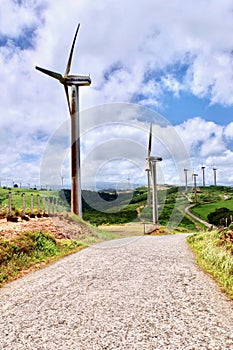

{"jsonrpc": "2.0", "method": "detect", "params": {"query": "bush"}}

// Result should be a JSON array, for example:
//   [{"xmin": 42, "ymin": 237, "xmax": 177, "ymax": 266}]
[
  {"xmin": 0, "ymin": 231, "xmax": 85, "ymax": 287},
  {"xmin": 207, "ymin": 207, "xmax": 233, "ymax": 226}
]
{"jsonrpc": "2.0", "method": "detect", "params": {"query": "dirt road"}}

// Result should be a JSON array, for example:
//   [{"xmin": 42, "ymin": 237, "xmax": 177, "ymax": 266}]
[{"xmin": 0, "ymin": 235, "xmax": 233, "ymax": 349}]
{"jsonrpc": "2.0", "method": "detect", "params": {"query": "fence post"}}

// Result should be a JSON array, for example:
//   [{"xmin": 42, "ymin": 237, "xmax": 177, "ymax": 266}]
[
  {"xmin": 52, "ymin": 198, "xmax": 55, "ymax": 215},
  {"xmin": 8, "ymin": 192, "xmax": 12, "ymax": 216},
  {"xmin": 37, "ymin": 195, "xmax": 41, "ymax": 215},
  {"xmin": 56, "ymin": 199, "xmax": 59, "ymax": 214},
  {"xmin": 22, "ymin": 193, "xmax": 26, "ymax": 216},
  {"xmin": 30, "ymin": 194, "xmax": 34, "ymax": 215},
  {"xmin": 43, "ymin": 197, "xmax": 46, "ymax": 214},
  {"xmin": 48, "ymin": 197, "xmax": 50, "ymax": 216}
]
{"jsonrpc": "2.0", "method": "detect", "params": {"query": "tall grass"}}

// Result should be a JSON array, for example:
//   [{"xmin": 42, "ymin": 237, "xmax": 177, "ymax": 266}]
[
  {"xmin": 0, "ymin": 231, "xmax": 85, "ymax": 287},
  {"xmin": 188, "ymin": 230, "xmax": 233, "ymax": 299}
]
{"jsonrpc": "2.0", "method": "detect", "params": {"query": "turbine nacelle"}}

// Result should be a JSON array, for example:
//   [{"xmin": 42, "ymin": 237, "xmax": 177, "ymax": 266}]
[
  {"xmin": 64, "ymin": 75, "xmax": 91, "ymax": 86},
  {"xmin": 148, "ymin": 156, "xmax": 163, "ymax": 163}
]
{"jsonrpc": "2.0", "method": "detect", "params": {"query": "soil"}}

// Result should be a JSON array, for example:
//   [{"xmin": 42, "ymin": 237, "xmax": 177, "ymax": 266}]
[{"xmin": 0, "ymin": 215, "xmax": 94, "ymax": 241}]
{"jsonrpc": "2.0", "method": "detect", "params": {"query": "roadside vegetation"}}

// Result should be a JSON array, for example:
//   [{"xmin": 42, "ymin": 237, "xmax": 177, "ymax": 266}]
[
  {"xmin": 0, "ymin": 211, "xmax": 125, "ymax": 288},
  {"xmin": 0, "ymin": 230, "xmax": 85, "ymax": 287},
  {"xmin": 188, "ymin": 228, "xmax": 233, "ymax": 299},
  {"xmin": 185, "ymin": 186, "xmax": 233, "ymax": 299}
]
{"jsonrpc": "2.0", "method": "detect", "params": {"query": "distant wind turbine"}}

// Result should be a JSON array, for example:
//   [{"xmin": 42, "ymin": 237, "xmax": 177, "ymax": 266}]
[
  {"xmin": 184, "ymin": 168, "xmax": 188, "ymax": 192},
  {"xmin": 201, "ymin": 166, "xmax": 205, "ymax": 187},
  {"xmin": 145, "ymin": 123, "xmax": 152, "ymax": 207},
  {"xmin": 192, "ymin": 173, "xmax": 198, "ymax": 203},
  {"xmin": 213, "ymin": 167, "xmax": 217, "ymax": 186},
  {"xmin": 36, "ymin": 24, "xmax": 91, "ymax": 217}
]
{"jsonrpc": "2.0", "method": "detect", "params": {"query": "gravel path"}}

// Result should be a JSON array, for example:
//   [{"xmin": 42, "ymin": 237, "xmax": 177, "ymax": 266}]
[
  {"xmin": 0, "ymin": 235, "xmax": 233, "ymax": 349},
  {"xmin": 184, "ymin": 205, "xmax": 213, "ymax": 229}
]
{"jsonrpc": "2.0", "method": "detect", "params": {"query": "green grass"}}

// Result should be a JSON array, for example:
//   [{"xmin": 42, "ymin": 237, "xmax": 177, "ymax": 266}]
[
  {"xmin": 67, "ymin": 212, "xmax": 126, "ymax": 244},
  {"xmin": 0, "ymin": 186, "xmax": 207, "ymax": 229},
  {"xmin": 187, "ymin": 186, "xmax": 233, "ymax": 223},
  {"xmin": 0, "ymin": 212, "xmax": 135, "ymax": 287},
  {"xmin": 191, "ymin": 199, "xmax": 233, "ymax": 222},
  {"xmin": 188, "ymin": 230, "xmax": 233, "ymax": 299},
  {"xmin": 0, "ymin": 187, "xmax": 63, "ymax": 217},
  {"xmin": 0, "ymin": 231, "xmax": 86, "ymax": 287}
]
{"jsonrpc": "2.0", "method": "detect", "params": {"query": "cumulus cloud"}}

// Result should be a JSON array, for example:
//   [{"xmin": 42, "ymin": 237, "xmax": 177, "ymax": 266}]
[
  {"xmin": 176, "ymin": 117, "xmax": 226, "ymax": 156},
  {"xmin": 1, "ymin": 0, "xmax": 233, "ymax": 187}
]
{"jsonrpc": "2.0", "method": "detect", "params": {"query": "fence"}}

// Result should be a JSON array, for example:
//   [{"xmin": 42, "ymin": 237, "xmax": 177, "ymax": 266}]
[{"xmin": 1, "ymin": 192, "xmax": 68, "ymax": 221}]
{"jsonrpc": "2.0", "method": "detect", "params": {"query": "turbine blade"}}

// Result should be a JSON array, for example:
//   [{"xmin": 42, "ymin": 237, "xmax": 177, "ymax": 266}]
[
  {"xmin": 64, "ymin": 85, "xmax": 71, "ymax": 115},
  {"xmin": 35, "ymin": 66, "xmax": 65, "ymax": 83},
  {"xmin": 65, "ymin": 24, "xmax": 80, "ymax": 76},
  {"xmin": 147, "ymin": 123, "xmax": 152, "ymax": 158}
]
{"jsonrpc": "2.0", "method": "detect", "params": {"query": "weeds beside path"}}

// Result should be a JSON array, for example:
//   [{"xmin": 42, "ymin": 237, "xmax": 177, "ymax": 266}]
[
  {"xmin": 188, "ymin": 229, "xmax": 233, "ymax": 299},
  {"xmin": 0, "ymin": 214, "xmax": 126, "ymax": 287}
]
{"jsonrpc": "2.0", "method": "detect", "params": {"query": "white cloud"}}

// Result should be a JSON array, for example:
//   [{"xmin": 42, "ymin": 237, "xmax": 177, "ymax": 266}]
[
  {"xmin": 174, "ymin": 117, "xmax": 233, "ymax": 185},
  {"xmin": 176, "ymin": 117, "xmax": 225, "ymax": 156},
  {"xmin": 224, "ymin": 122, "xmax": 233, "ymax": 140},
  {"xmin": 1, "ymin": 0, "xmax": 233, "ymax": 187},
  {"xmin": 0, "ymin": 0, "xmax": 44, "ymax": 37}
]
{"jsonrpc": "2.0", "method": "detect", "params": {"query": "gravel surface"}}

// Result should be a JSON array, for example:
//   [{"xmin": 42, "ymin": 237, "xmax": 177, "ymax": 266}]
[{"xmin": 0, "ymin": 234, "xmax": 233, "ymax": 349}]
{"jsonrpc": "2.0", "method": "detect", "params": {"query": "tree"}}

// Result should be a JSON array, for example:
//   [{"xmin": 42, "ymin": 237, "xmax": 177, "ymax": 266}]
[{"xmin": 207, "ymin": 207, "xmax": 233, "ymax": 226}]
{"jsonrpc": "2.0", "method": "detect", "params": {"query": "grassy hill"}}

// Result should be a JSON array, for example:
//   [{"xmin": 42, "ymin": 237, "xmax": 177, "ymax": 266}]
[
  {"xmin": 0, "ymin": 187, "xmax": 62, "ymax": 218},
  {"xmin": 189, "ymin": 186, "xmax": 233, "ymax": 225},
  {"xmin": 0, "ymin": 186, "xmax": 196, "ymax": 229},
  {"xmin": 5, "ymin": 184, "xmax": 233, "ymax": 229},
  {"xmin": 59, "ymin": 186, "xmax": 196, "ymax": 229}
]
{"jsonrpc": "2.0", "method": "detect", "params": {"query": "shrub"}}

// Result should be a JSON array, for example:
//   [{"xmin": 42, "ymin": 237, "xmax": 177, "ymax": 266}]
[{"xmin": 207, "ymin": 207, "xmax": 233, "ymax": 226}]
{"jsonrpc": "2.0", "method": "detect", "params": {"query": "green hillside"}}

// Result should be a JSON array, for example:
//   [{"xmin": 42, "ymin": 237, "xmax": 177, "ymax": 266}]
[
  {"xmin": 0, "ymin": 187, "xmax": 62, "ymax": 218},
  {"xmin": 0, "ymin": 186, "xmax": 196, "ymax": 229},
  {"xmin": 189, "ymin": 186, "xmax": 233, "ymax": 225}
]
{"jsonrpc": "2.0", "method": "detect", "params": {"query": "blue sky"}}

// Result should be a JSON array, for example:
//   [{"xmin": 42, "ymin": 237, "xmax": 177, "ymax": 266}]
[
  {"xmin": 1, "ymin": 0, "xmax": 233, "ymax": 189},
  {"xmin": 159, "ymin": 92, "xmax": 233, "ymax": 125}
]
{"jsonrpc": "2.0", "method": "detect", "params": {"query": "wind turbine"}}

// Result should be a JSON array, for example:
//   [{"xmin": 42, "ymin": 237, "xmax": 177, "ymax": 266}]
[
  {"xmin": 192, "ymin": 173, "xmax": 198, "ymax": 203},
  {"xmin": 184, "ymin": 168, "xmax": 188, "ymax": 192},
  {"xmin": 213, "ymin": 166, "xmax": 217, "ymax": 186},
  {"xmin": 145, "ymin": 123, "xmax": 152, "ymax": 207},
  {"xmin": 201, "ymin": 166, "xmax": 205, "ymax": 187},
  {"xmin": 145, "ymin": 124, "xmax": 162, "ymax": 225},
  {"xmin": 36, "ymin": 24, "xmax": 91, "ymax": 217}
]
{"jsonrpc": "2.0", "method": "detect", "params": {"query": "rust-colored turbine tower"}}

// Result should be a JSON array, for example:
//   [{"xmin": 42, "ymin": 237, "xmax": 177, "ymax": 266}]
[
  {"xmin": 192, "ymin": 173, "xmax": 198, "ymax": 203},
  {"xmin": 145, "ymin": 123, "xmax": 152, "ymax": 207},
  {"xmin": 201, "ymin": 166, "xmax": 205, "ymax": 187},
  {"xmin": 213, "ymin": 167, "xmax": 217, "ymax": 186},
  {"xmin": 184, "ymin": 168, "xmax": 188, "ymax": 192},
  {"xmin": 36, "ymin": 24, "xmax": 91, "ymax": 217}
]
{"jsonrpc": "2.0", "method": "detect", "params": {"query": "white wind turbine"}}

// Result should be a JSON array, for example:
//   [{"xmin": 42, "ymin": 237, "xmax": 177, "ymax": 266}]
[
  {"xmin": 145, "ymin": 123, "xmax": 162, "ymax": 225},
  {"xmin": 36, "ymin": 24, "xmax": 91, "ymax": 217}
]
